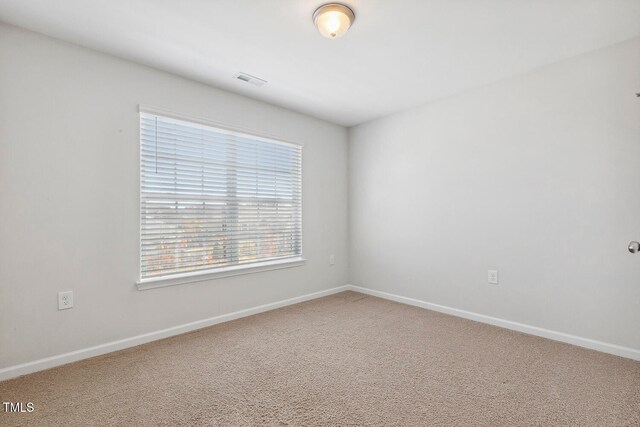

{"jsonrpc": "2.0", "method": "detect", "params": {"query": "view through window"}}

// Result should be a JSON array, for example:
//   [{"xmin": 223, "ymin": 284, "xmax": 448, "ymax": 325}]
[{"xmin": 140, "ymin": 112, "xmax": 302, "ymax": 280}]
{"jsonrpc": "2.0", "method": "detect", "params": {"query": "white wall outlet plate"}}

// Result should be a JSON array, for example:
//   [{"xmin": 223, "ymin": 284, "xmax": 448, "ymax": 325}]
[
  {"xmin": 488, "ymin": 270, "xmax": 499, "ymax": 285},
  {"xmin": 58, "ymin": 291, "xmax": 74, "ymax": 310},
  {"xmin": 329, "ymin": 254, "xmax": 335, "ymax": 265}
]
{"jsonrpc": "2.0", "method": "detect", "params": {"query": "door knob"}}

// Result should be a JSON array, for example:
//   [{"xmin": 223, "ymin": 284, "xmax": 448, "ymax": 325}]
[{"xmin": 629, "ymin": 241, "xmax": 640, "ymax": 253}]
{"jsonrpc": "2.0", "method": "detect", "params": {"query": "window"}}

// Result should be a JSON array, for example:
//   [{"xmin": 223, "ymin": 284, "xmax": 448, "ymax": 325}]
[{"xmin": 139, "ymin": 111, "xmax": 302, "ymax": 281}]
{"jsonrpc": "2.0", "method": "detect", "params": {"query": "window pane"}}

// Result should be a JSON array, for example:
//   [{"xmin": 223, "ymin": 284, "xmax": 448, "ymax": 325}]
[{"xmin": 140, "ymin": 113, "xmax": 302, "ymax": 279}]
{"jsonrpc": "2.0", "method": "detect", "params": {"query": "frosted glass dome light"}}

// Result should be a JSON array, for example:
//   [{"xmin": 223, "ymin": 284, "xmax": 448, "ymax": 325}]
[{"xmin": 313, "ymin": 3, "xmax": 355, "ymax": 39}]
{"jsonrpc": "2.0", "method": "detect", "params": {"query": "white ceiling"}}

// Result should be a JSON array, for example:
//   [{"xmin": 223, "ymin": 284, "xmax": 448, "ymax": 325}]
[{"xmin": 1, "ymin": 0, "xmax": 639, "ymax": 127}]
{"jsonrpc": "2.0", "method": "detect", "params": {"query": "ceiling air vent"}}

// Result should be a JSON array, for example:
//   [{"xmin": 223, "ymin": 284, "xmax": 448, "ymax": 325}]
[{"xmin": 234, "ymin": 72, "xmax": 267, "ymax": 87}]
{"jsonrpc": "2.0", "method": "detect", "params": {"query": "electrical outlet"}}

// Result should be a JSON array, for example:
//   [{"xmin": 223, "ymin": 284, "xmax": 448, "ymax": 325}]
[
  {"xmin": 488, "ymin": 270, "xmax": 499, "ymax": 285},
  {"xmin": 329, "ymin": 254, "xmax": 335, "ymax": 265},
  {"xmin": 58, "ymin": 291, "xmax": 74, "ymax": 310}
]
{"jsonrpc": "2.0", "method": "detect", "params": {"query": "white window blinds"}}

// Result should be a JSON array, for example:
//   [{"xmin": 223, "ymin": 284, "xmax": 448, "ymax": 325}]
[{"xmin": 140, "ymin": 112, "xmax": 302, "ymax": 280}]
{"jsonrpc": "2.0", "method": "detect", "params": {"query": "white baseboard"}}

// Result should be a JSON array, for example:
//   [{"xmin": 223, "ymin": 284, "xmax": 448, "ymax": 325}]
[
  {"xmin": 346, "ymin": 284, "xmax": 640, "ymax": 361},
  {"xmin": 0, "ymin": 285, "xmax": 351, "ymax": 382},
  {"xmin": 3, "ymin": 283, "xmax": 637, "ymax": 382}
]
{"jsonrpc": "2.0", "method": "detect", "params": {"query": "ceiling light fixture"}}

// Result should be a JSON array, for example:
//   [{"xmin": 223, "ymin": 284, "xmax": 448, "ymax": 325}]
[{"xmin": 313, "ymin": 3, "xmax": 355, "ymax": 39}]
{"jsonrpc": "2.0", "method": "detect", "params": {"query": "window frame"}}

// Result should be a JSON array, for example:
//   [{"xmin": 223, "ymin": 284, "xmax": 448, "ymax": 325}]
[{"xmin": 136, "ymin": 105, "xmax": 305, "ymax": 290}]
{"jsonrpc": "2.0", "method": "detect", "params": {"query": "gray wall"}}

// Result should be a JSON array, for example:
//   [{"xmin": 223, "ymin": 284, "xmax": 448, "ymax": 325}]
[
  {"xmin": 349, "ymin": 37, "xmax": 640, "ymax": 350},
  {"xmin": 0, "ymin": 23, "xmax": 349, "ymax": 368}
]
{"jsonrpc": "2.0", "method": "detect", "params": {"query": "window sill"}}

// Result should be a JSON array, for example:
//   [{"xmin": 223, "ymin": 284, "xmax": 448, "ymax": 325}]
[{"xmin": 136, "ymin": 257, "xmax": 306, "ymax": 291}]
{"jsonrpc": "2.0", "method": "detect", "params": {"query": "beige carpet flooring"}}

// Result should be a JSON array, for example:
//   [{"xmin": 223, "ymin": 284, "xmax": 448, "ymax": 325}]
[{"xmin": 1, "ymin": 291, "xmax": 639, "ymax": 426}]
